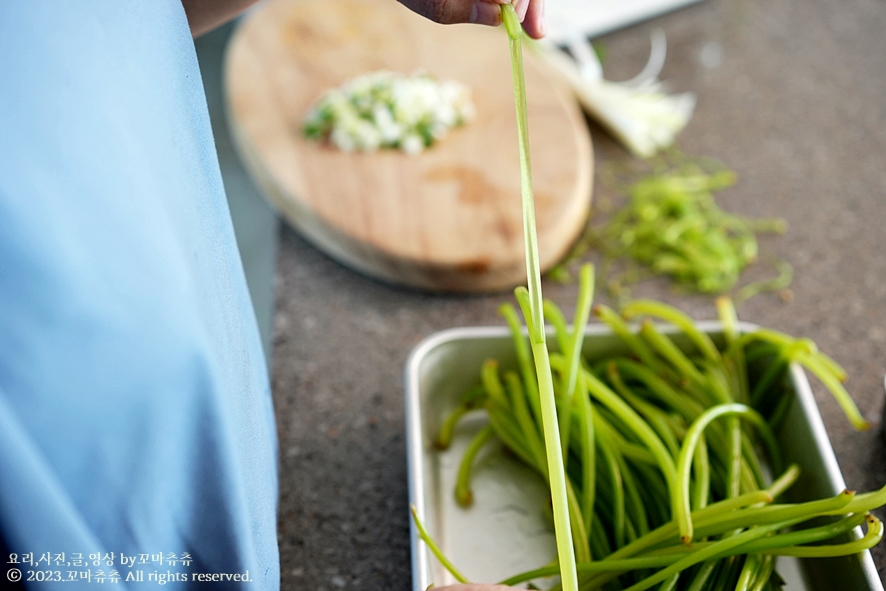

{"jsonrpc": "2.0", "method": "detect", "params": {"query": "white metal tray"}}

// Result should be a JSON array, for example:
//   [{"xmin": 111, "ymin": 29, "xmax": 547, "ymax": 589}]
[{"xmin": 405, "ymin": 322, "xmax": 883, "ymax": 590}]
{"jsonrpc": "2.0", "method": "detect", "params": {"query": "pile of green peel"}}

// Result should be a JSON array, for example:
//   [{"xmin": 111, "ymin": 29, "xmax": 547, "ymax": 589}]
[
  {"xmin": 550, "ymin": 157, "xmax": 792, "ymax": 306},
  {"xmin": 419, "ymin": 267, "xmax": 882, "ymax": 590}
]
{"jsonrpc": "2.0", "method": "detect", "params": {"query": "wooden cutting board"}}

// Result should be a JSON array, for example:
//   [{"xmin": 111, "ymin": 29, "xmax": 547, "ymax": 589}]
[{"xmin": 225, "ymin": 0, "xmax": 592, "ymax": 292}]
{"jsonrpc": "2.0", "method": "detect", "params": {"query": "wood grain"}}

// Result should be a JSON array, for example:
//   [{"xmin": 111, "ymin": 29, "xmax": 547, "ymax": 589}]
[{"xmin": 225, "ymin": 0, "xmax": 593, "ymax": 292}]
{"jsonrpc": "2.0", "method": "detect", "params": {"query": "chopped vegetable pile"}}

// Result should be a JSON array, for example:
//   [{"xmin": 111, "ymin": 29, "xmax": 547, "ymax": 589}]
[
  {"xmin": 302, "ymin": 70, "xmax": 475, "ymax": 155},
  {"xmin": 418, "ymin": 267, "xmax": 881, "ymax": 590},
  {"xmin": 552, "ymin": 157, "xmax": 791, "ymax": 305}
]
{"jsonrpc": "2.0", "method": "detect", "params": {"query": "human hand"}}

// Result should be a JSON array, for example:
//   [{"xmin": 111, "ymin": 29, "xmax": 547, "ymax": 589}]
[
  {"xmin": 182, "ymin": 0, "xmax": 262, "ymax": 37},
  {"xmin": 397, "ymin": 0, "xmax": 545, "ymax": 39}
]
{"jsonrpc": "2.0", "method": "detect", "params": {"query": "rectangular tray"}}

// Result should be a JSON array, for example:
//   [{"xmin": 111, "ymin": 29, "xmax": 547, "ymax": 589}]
[{"xmin": 405, "ymin": 322, "xmax": 883, "ymax": 590}]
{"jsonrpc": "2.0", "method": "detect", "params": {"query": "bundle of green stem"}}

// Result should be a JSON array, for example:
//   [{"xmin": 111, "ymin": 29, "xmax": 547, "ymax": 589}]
[
  {"xmin": 427, "ymin": 264, "xmax": 881, "ymax": 590},
  {"xmin": 578, "ymin": 162, "xmax": 790, "ymax": 304}
]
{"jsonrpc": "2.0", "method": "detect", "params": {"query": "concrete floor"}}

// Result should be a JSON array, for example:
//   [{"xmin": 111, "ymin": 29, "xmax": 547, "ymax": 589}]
[{"xmin": 199, "ymin": 0, "xmax": 886, "ymax": 588}]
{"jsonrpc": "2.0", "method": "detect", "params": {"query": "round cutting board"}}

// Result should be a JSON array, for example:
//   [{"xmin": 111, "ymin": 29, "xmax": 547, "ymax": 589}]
[{"xmin": 225, "ymin": 0, "xmax": 592, "ymax": 292}]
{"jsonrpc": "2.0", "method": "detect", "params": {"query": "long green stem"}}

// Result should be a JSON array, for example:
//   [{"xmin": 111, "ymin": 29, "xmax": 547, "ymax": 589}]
[
  {"xmin": 435, "ymin": 405, "xmax": 469, "ymax": 450},
  {"xmin": 504, "ymin": 371, "xmax": 547, "ymax": 471},
  {"xmin": 530, "ymin": 339, "xmax": 579, "ymax": 590},
  {"xmin": 639, "ymin": 320, "xmax": 708, "ymax": 388},
  {"xmin": 675, "ymin": 404, "xmax": 782, "ymax": 543},
  {"xmin": 498, "ymin": 555, "xmax": 681, "ymax": 586},
  {"xmin": 690, "ymin": 490, "xmax": 855, "ymax": 539},
  {"xmin": 503, "ymin": 5, "xmax": 578, "ymax": 590},
  {"xmin": 657, "ymin": 573, "xmax": 681, "ymax": 591},
  {"xmin": 594, "ymin": 305, "xmax": 674, "ymax": 378},
  {"xmin": 500, "ymin": 304, "xmax": 541, "ymax": 422},
  {"xmin": 503, "ymin": 8, "xmax": 543, "ymax": 335},
  {"xmin": 622, "ymin": 517, "xmax": 806, "ymax": 591},
  {"xmin": 541, "ymin": 512, "xmax": 870, "ymax": 590},
  {"xmin": 826, "ymin": 482, "xmax": 886, "ymax": 515},
  {"xmin": 773, "ymin": 515, "xmax": 882, "ymax": 556},
  {"xmin": 455, "ymin": 425, "xmax": 494, "ymax": 506},
  {"xmin": 577, "ymin": 377, "xmax": 596, "ymax": 537},
  {"xmin": 584, "ymin": 369, "xmax": 678, "ymax": 490},
  {"xmin": 734, "ymin": 554, "xmax": 760, "ymax": 591},
  {"xmin": 748, "ymin": 555, "xmax": 775, "ymax": 591},
  {"xmin": 796, "ymin": 350, "xmax": 871, "ymax": 430},
  {"xmin": 558, "ymin": 492, "xmax": 774, "ymax": 589},
  {"xmin": 560, "ymin": 265, "xmax": 594, "ymax": 459},
  {"xmin": 767, "ymin": 463, "xmax": 800, "ymax": 498},
  {"xmin": 685, "ymin": 560, "xmax": 720, "ymax": 591},
  {"xmin": 436, "ymin": 386, "xmax": 488, "ymax": 450},
  {"xmin": 410, "ymin": 505, "xmax": 470, "ymax": 584},
  {"xmin": 596, "ymin": 419, "xmax": 626, "ymax": 547},
  {"xmin": 621, "ymin": 299, "xmax": 720, "ymax": 363}
]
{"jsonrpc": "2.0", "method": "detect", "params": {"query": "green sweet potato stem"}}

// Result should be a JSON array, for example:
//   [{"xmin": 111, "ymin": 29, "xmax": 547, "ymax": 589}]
[{"xmin": 502, "ymin": 4, "xmax": 579, "ymax": 591}]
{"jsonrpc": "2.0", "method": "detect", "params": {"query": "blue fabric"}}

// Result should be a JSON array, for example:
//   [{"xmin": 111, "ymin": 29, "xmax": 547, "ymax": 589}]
[{"xmin": 0, "ymin": 2, "xmax": 279, "ymax": 589}]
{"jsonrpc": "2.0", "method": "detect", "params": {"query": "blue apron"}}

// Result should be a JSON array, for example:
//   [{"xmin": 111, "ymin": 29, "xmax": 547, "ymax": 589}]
[{"xmin": 0, "ymin": 2, "xmax": 279, "ymax": 588}]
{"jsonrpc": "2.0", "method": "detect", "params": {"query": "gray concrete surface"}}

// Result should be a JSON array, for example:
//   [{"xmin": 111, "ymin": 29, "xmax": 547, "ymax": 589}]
[{"xmin": 206, "ymin": 0, "xmax": 886, "ymax": 588}]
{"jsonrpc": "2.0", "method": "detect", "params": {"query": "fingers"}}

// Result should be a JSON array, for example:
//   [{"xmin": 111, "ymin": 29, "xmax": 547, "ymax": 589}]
[
  {"xmin": 521, "ymin": 0, "xmax": 545, "ymax": 39},
  {"xmin": 508, "ymin": 0, "xmax": 547, "ymax": 39},
  {"xmin": 470, "ymin": 1, "xmax": 505, "ymax": 27},
  {"xmin": 511, "ymin": 0, "xmax": 529, "ymax": 21},
  {"xmin": 397, "ymin": 0, "xmax": 545, "ymax": 38},
  {"xmin": 397, "ymin": 0, "xmax": 503, "ymax": 26}
]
